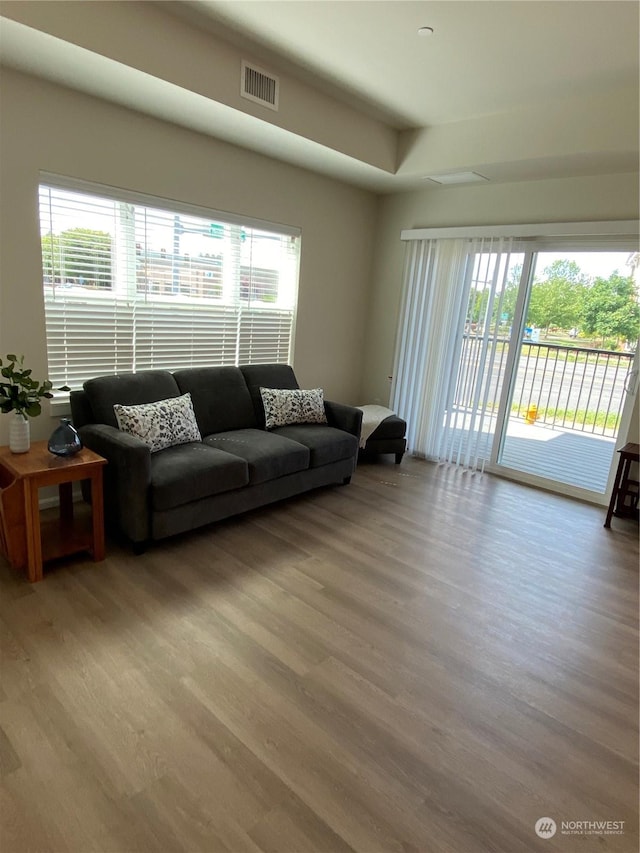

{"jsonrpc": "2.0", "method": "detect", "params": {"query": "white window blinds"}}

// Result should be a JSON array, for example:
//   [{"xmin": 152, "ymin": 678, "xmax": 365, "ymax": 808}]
[{"xmin": 38, "ymin": 180, "xmax": 300, "ymax": 389}]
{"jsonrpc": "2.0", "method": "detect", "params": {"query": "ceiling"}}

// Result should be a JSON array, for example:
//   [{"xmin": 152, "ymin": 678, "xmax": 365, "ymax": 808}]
[
  {"xmin": 0, "ymin": 0, "xmax": 638, "ymax": 193},
  {"xmin": 176, "ymin": 0, "xmax": 640, "ymax": 129}
]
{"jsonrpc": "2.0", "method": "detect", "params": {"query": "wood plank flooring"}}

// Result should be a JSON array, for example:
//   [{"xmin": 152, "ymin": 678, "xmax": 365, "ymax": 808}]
[{"xmin": 0, "ymin": 457, "xmax": 638, "ymax": 853}]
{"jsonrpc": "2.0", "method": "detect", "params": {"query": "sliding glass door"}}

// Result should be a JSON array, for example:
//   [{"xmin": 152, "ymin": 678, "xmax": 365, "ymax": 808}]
[
  {"xmin": 495, "ymin": 251, "xmax": 638, "ymax": 498},
  {"xmin": 392, "ymin": 226, "xmax": 638, "ymax": 504}
]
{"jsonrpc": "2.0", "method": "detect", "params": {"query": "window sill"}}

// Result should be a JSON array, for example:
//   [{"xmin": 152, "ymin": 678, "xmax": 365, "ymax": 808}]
[{"xmin": 50, "ymin": 397, "xmax": 72, "ymax": 417}]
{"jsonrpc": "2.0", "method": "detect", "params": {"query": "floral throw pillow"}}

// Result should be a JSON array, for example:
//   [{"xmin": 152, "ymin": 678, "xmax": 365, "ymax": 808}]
[
  {"xmin": 113, "ymin": 392, "xmax": 201, "ymax": 452},
  {"xmin": 260, "ymin": 387, "xmax": 328, "ymax": 430}
]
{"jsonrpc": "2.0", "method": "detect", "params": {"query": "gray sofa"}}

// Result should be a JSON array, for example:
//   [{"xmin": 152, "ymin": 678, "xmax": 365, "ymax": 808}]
[{"xmin": 70, "ymin": 364, "xmax": 362, "ymax": 549}]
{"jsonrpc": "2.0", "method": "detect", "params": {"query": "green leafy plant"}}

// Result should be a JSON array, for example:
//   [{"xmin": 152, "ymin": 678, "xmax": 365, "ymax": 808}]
[{"xmin": 0, "ymin": 354, "xmax": 68, "ymax": 419}]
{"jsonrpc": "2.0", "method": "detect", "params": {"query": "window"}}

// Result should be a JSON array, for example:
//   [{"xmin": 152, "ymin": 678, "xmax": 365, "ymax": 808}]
[{"xmin": 38, "ymin": 177, "xmax": 300, "ymax": 390}]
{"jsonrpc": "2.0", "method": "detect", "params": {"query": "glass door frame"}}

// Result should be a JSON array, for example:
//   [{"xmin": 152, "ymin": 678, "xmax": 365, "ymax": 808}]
[{"xmin": 482, "ymin": 244, "xmax": 638, "ymax": 506}]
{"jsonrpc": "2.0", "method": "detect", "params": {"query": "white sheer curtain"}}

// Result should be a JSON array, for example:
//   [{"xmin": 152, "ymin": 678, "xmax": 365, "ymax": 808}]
[{"xmin": 391, "ymin": 235, "xmax": 517, "ymax": 471}]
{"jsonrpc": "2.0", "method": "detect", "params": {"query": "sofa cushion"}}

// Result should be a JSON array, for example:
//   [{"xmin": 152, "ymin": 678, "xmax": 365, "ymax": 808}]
[
  {"xmin": 240, "ymin": 363, "xmax": 299, "ymax": 428},
  {"xmin": 150, "ymin": 443, "xmax": 249, "ymax": 511},
  {"xmin": 272, "ymin": 425, "xmax": 358, "ymax": 468},
  {"xmin": 84, "ymin": 371, "xmax": 180, "ymax": 428},
  {"xmin": 174, "ymin": 366, "xmax": 258, "ymax": 434},
  {"xmin": 260, "ymin": 387, "xmax": 328, "ymax": 429},
  {"xmin": 203, "ymin": 429, "xmax": 310, "ymax": 485},
  {"xmin": 114, "ymin": 393, "xmax": 201, "ymax": 453}
]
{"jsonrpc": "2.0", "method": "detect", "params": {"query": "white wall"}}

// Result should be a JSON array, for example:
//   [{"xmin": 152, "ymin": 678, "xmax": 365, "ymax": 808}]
[
  {"xmin": 1, "ymin": 0, "xmax": 398, "ymax": 174},
  {"xmin": 2, "ymin": 68, "xmax": 638, "ymax": 452},
  {"xmin": 362, "ymin": 174, "xmax": 640, "ymax": 426},
  {"xmin": 0, "ymin": 69, "xmax": 378, "ymax": 444}
]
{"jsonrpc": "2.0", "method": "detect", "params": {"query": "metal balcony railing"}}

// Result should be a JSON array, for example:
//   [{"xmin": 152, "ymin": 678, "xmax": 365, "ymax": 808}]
[
  {"xmin": 456, "ymin": 335, "xmax": 634, "ymax": 437},
  {"xmin": 513, "ymin": 342, "xmax": 633, "ymax": 436}
]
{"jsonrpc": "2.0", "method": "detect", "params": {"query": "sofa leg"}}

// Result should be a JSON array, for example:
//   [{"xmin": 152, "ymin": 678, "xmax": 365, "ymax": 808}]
[
  {"xmin": 395, "ymin": 452, "xmax": 404, "ymax": 465},
  {"xmin": 132, "ymin": 540, "xmax": 148, "ymax": 556},
  {"xmin": 342, "ymin": 475, "xmax": 352, "ymax": 485}
]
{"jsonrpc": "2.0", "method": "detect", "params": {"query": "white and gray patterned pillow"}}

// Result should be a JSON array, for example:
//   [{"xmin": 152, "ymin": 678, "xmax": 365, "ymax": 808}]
[
  {"xmin": 113, "ymin": 393, "xmax": 201, "ymax": 452},
  {"xmin": 260, "ymin": 387, "xmax": 327, "ymax": 430}
]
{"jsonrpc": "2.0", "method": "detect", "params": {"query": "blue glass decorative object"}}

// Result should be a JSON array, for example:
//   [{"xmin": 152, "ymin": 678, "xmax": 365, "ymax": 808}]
[{"xmin": 48, "ymin": 418, "xmax": 83, "ymax": 457}]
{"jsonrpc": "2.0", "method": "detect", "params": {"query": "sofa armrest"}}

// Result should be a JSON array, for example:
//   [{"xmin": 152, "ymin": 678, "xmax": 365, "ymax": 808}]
[
  {"xmin": 324, "ymin": 400, "xmax": 363, "ymax": 441},
  {"xmin": 78, "ymin": 424, "xmax": 151, "ymax": 543}
]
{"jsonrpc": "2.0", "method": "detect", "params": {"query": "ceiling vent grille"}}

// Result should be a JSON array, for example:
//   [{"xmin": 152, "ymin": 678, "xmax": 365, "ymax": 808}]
[{"xmin": 241, "ymin": 61, "xmax": 279, "ymax": 111}]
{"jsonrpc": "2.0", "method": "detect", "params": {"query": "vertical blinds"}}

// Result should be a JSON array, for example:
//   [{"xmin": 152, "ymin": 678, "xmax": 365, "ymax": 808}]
[
  {"xmin": 38, "ymin": 181, "xmax": 300, "ymax": 389},
  {"xmin": 438, "ymin": 237, "xmax": 519, "ymax": 470},
  {"xmin": 391, "ymin": 238, "xmax": 470, "ymax": 461},
  {"xmin": 391, "ymin": 236, "xmax": 519, "ymax": 471}
]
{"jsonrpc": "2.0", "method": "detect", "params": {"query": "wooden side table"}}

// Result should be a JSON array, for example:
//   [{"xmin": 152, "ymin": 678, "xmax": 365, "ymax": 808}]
[
  {"xmin": 0, "ymin": 441, "xmax": 107, "ymax": 582},
  {"xmin": 604, "ymin": 442, "xmax": 639, "ymax": 529}
]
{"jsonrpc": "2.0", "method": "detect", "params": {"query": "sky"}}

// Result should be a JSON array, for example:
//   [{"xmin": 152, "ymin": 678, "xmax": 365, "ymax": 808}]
[{"xmin": 534, "ymin": 252, "xmax": 633, "ymax": 282}]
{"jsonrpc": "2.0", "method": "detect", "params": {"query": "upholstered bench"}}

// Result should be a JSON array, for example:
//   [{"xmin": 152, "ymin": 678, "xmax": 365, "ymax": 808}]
[{"xmin": 358, "ymin": 407, "xmax": 407, "ymax": 464}]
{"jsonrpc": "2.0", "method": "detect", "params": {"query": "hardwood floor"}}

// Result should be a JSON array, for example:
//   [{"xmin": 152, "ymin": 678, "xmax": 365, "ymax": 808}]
[{"xmin": 1, "ymin": 457, "xmax": 638, "ymax": 853}]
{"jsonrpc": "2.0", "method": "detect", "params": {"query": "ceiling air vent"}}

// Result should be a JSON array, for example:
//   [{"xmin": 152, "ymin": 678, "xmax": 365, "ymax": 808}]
[
  {"xmin": 423, "ymin": 171, "xmax": 489, "ymax": 186},
  {"xmin": 241, "ymin": 61, "xmax": 279, "ymax": 111}
]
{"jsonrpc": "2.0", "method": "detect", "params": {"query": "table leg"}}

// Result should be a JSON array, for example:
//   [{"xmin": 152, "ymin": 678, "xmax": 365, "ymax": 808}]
[
  {"xmin": 90, "ymin": 470, "xmax": 105, "ymax": 562},
  {"xmin": 605, "ymin": 453, "xmax": 627, "ymax": 528},
  {"xmin": 615, "ymin": 457, "xmax": 637, "ymax": 518},
  {"xmin": 23, "ymin": 480, "xmax": 43, "ymax": 582}
]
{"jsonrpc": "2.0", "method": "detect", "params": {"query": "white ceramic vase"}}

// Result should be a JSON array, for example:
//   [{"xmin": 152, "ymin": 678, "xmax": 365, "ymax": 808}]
[{"xmin": 9, "ymin": 412, "xmax": 30, "ymax": 453}]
